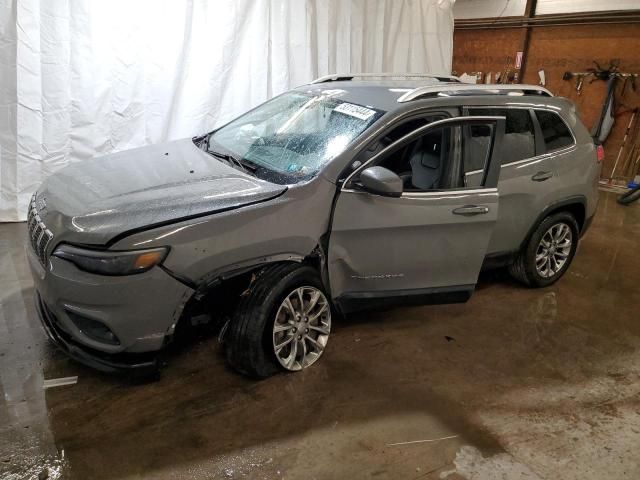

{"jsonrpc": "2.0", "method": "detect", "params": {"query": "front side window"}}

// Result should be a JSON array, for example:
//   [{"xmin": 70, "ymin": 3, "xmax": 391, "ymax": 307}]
[
  {"xmin": 377, "ymin": 126, "xmax": 453, "ymax": 191},
  {"xmin": 358, "ymin": 122, "xmax": 495, "ymax": 192},
  {"xmin": 209, "ymin": 92, "xmax": 384, "ymax": 184},
  {"xmin": 468, "ymin": 108, "xmax": 535, "ymax": 164},
  {"xmin": 535, "ymin": 110, "xmax": 574, "ymax": 152},
  {"xmin": 351, "ymin": 115, "xmax": 446, "ymax": 171}
]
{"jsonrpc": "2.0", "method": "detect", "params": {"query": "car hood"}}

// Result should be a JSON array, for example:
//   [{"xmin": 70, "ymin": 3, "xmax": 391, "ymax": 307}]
[{"xmin": 37, "ymin": 139, "xmax": 287, "ymax": 246}]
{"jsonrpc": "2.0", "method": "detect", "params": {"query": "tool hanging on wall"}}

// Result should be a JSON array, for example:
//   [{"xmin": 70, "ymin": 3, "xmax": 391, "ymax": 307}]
[
  {"xmin": 588, "ymin": 59, "xmax": 620, "ymax": 82},
  {"xmin": 576, "ymin": 74, "xmax": 585, "ymax": 95},
  {"xmin": 563, "ymin": 60, "xmax": 639, "ymax": 144},
  {"xmin": 495, "ymin": 65, "xmax": 515, "ymax": 85},
  {"xmin": 538, "ymin": 70, "xmax": 546, "ymax": 87},
  {"xmin": 564, "ymin": 72, "xmax": 640, "ymax": 96},
  {"xmin": 592, "ymin": 75, "xmax": 617, "ymax": 143},
  {"xmin": 622, "ymin": 74, "xmax": 637, "ymax": 96},
  {"xmin": 610, "ymin": 109, "xmax": 636, "ymax": 180},
  {"xmin": 562, "ymin": 71, "xmax": 585, "ymax": 95},
  {"xmin": 562, "ymin": 59, "xmax": 637, "ymax": 98},
  {"xmin": 620, "ymin": 111, "xmax": 640, "ymax": 180}
]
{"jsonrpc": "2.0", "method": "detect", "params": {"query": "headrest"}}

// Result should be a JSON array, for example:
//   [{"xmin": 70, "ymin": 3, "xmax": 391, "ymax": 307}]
[{"xmin": 421, "ymin": 151, "xmax": 440, "ymax": 169}]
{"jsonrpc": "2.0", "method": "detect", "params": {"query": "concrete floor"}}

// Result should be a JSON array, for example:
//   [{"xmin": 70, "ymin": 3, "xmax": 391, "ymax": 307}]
[{"xmin": 1, "ymin": 190, "xmax": 639, "ymax": 480}]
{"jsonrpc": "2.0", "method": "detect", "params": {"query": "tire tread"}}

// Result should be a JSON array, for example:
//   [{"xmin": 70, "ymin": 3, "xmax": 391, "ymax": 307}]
[
  {"xmin": 509, "ymin": 212, "xmax": 579, "ymax": 288},
  {"xmin": 225, "ymin": 263, "xmax": 320, "ymax": 378}
]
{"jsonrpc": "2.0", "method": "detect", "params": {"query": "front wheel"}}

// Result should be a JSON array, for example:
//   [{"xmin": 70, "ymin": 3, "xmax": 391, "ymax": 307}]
[
  {"xmin": 225, "ymin": 263, "xmax": 331, "ymax": 378},
  {"xmin": 509, "ymin": 212, "xmax": 579, "ymax": 288}
]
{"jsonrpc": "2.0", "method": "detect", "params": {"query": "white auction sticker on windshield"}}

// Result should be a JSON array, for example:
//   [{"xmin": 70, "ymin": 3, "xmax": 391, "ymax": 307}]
[{"xmin": 334, "ymin": 103, "xmax": 376, "ymax": 121}]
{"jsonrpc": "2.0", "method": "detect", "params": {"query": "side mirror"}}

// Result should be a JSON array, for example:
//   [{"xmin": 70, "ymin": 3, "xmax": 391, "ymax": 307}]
[{"xmin": 358, "ymin": 166, "xmax": 403, "ymax": 198}]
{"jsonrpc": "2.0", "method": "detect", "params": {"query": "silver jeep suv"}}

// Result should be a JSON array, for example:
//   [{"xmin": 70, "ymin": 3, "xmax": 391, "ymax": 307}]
[{"xmin": 27, "ymin": 74, "xmax": 601, "ymax": 377}]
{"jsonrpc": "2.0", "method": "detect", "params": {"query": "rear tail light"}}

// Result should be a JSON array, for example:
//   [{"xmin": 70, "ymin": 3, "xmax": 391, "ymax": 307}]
[{"xmin": 596, "ymin": 144, "xmax": 605, "ymax": 163}]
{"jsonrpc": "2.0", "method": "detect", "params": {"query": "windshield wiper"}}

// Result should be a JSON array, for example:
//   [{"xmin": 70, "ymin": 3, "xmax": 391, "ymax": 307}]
[{"xmin": 208, "ymin": 150, "xmax": 257, "ymax": 174}]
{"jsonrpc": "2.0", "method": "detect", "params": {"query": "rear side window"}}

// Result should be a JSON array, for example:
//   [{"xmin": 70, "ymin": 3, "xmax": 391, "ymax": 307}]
[
  {"xmin": 535, "ymin": 110, "xmax": 574, "ymax": 151},
  {"xmin": 468, "ymin": 108, "xmax": 535, "ymax": 164}
]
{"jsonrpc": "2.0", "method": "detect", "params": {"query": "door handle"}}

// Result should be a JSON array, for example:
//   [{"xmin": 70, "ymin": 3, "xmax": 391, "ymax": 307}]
[
  {"xmin": 531, "ymin": 171, "xmax": 553, "ymax": 182},
  {"xmin": 452, "ymin": 205, "xmax": 489, "ymax": 216}
]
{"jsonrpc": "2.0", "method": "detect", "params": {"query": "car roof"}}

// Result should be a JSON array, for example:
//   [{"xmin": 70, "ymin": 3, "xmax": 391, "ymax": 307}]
[
  {"xmin": 293, "ymin": 80, "xmax": 447, "ymax": 111},
  {"xmin": 292, "ymin": 79, "xmax": 563, "ymax": 113}
]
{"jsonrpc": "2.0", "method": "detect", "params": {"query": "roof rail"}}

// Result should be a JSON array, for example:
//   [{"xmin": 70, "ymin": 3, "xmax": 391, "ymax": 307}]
[
  {"xmin": 397, "ymin": 84, "xmax": 553, "ymax": 102},
  {"xmin": 310, "ymin": 72, "xmax": 460, "ymax": 84}
]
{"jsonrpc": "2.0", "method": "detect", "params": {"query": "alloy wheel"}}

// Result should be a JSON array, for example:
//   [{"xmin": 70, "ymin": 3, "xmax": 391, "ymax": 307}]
[
  {"xmin": 272, "ymin": 286, "xmax": 331, "ymax": 371},
  {"xmin": 535, "ymin": 222, "xmax": 573, "ymax": 278}
]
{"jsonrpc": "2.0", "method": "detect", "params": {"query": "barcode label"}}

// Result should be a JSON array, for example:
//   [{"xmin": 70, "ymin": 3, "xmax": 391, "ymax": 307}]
[{"xmin": 334, "ymin": 103, "xmax": 377, "ymax": 121}]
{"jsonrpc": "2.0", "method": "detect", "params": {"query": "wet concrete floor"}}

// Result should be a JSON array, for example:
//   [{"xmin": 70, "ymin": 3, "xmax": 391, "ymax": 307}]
[{"xmin": 1, "ymin": 191, "xmax": 639, "ymax": 479}]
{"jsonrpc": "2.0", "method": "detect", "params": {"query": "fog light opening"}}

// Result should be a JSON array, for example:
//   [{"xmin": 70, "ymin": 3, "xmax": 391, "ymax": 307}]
[{"xmin": 66, "ymin": 310, "xmax": 121, "ymax": 346}]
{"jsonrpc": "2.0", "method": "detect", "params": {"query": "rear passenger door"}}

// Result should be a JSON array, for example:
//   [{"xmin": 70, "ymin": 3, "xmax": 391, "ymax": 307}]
[{"xmin": 465, "ymin": 107, "xmax": 562, "ymax": 256}]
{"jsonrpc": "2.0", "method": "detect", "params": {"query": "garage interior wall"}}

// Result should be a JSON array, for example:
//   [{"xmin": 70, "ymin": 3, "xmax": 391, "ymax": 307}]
[
  {"xmin": 452, "ymin": 0, "xmax": 640, "ymax": 179},
  {"xmin": 0, "ymin": 0, "xmax": 455, "ymax": 222},
  {"xmin": 454, "ymin": 0, "xmax": 640, "ymax": 17}
]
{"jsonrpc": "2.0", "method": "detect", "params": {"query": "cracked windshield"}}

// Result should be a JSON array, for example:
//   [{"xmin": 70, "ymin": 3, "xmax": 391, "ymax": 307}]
[{"xmin": 209, "ymin": 91, "xmax": 384, "ymax": 183}]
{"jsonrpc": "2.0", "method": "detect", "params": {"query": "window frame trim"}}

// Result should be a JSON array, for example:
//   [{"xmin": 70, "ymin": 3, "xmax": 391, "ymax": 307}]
[{"xmin": 462, "ymin": 105, "xmax": 577, "ymax": 169}]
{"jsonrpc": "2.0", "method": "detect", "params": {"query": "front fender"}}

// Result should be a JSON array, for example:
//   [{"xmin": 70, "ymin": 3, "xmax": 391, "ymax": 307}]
[{"xmin": 109, "ymin": 178, "xmax": 336, "ymax": 286}]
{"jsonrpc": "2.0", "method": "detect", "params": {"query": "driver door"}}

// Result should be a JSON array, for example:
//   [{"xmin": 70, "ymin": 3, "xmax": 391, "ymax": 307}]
[{"xmin": 328, "ymin": 116, "xmax": 505, "ymax": 312}]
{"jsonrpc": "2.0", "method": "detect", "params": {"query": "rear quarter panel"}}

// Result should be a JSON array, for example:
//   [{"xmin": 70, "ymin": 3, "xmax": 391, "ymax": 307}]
[
  {"xmin": 551, "ymin": 104, "xmax": 600, "ymax": 222},
  {"xmin": 487, "ymin": 100, "xmax": 599, "ymax": 255}
]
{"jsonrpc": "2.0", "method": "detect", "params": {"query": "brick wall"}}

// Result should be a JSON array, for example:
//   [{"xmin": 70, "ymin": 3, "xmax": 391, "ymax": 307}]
[{"xmin": 453, "ymin": 24, "xmax": 640, "ymax": 179}]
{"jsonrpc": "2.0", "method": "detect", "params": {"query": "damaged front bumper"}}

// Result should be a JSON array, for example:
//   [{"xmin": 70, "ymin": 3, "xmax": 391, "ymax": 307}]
[
  {"xmin": 28, "ymin": 244, "xmax": 194, "ymax": 373},
  {"xmin": 35, "ymin": 291, "xmax": 160, "ymax": 374}
]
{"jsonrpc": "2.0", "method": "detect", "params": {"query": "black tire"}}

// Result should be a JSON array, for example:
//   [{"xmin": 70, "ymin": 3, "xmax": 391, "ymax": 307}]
[
  {"xmin": 225, "ymin": 263, "xmax": 328, "ymax": 378},
  {"xmin": 509, "ymin": 211, "xmax": 579, "ymax": 288},
  {"xmin": 617, "ymin": 186, "xmax": 640, "ymax": 205}
]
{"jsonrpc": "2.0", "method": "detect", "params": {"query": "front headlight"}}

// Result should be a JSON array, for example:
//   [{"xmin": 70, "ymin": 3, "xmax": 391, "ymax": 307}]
[{"xmin": 52, "ymin": 244, "xmax": 169, "ymax": 276}]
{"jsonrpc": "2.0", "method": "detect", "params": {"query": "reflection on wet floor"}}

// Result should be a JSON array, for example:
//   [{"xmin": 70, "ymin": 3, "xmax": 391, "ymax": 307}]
[
  {"xmin": 1, "ymin": 224, "xmax": 65, "ymax": 479},
  {"xmin": 1, "ymin": 191, "xmax": 640, "ymax": 479}
]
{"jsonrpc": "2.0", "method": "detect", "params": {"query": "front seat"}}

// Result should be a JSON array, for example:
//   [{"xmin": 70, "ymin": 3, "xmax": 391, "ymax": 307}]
[{"xmin": 408, "ymin": 137, "xmax": 441, "ymax": 190}]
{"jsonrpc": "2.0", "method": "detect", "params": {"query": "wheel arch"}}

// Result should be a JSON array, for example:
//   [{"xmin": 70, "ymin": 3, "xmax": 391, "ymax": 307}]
[
  {"xmin": 172, "ymin": 248, "xmax": 328, "ymax": 338},
  {"xmin": 519, "ymin": 196, "xmax": 586, "ymax": 252}
]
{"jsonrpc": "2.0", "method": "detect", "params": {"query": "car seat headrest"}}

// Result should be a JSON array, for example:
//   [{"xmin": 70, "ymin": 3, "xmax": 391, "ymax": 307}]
[{"xmin": 421, "ymin": 151, "xmax": 440, "ymax": 169}]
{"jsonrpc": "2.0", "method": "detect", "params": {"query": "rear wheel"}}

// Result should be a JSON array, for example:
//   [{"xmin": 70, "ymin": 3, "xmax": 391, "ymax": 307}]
[
  {"xmin": 225, "ymin": 263, "xmax": 331, "ymax": 378},
  {"xmin": 509, "ymin": 212, "xmax": 579, "ymax": 288}
]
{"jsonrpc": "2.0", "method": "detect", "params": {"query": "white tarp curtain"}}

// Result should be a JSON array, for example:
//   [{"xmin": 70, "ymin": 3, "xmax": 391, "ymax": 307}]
[{"xmin": 0, "ymin": 0, "xmax": 454, "ymax": 222}]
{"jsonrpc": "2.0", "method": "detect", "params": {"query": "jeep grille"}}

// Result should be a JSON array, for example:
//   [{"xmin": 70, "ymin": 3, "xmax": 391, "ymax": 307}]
[{"xmin": 27, "ymin": 194, "xmax": 54, "ymax": 265}]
